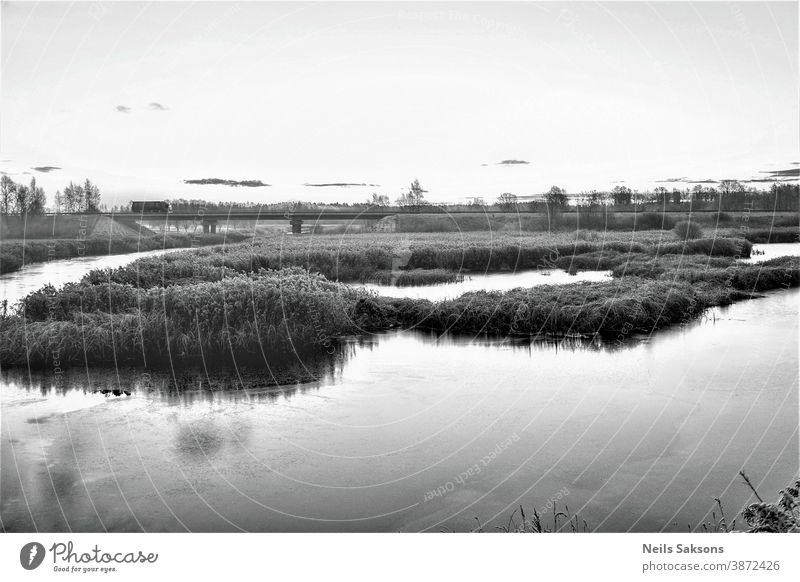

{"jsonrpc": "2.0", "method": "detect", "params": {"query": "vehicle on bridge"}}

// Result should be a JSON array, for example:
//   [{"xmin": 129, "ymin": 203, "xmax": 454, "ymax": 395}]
[{"xmin": 130, "ymin": 200, "xmax": 172, "ymax": 213}]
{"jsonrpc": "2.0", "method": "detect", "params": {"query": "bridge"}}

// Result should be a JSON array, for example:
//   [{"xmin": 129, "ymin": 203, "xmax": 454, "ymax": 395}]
[{"xmin": 43, "ymin": 208, "xmax": 763, "ymax": 235}]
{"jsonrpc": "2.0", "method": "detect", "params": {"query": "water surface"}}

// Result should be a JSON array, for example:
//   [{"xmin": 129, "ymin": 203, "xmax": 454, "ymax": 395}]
[
  {"xmin": 1, "ymin": 289, "xmax": 796, "ymax": 532},
  {"xmin": 362, "ymin": 269, "xmax": 611, "ymax": 300},
  {"xmin": 0, "ymin": 248, "xmax": 181, "ymax": 306},
  {"xmin": 1, "ymin": 243, "xmax": 797, "ymax": 532},
  {"xmin": 745, "ymin": 242, "xmax": 799, "ymax": 263}
]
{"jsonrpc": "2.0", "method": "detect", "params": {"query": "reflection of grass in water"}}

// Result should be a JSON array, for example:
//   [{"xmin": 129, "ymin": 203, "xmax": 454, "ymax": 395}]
[{"xmin": 369, "ymin": 269, "xmax": 463, "ymax": 287}]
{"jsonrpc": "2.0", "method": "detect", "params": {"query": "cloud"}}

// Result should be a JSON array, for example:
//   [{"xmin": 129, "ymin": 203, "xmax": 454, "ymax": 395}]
[
  {"xmin": 759, "ymin": 168, "xmax": 799, "ymax": 178},
  {"xmin": 303, "ymin": 182, "xmax": 379, "ymax": 187},
  {"xmin": 184, "ymin": 178, "xmax": 269, "ymax": 187},
  {"xmin": 148, "ymin": 102, "xmax": 168, "ymax": 111},
  {"xmin": 498, "ymin": 159, "xmax": 530, "ymax": 165},
  {"xmin": 31, "ymin": 166, "xmax": 61, "ymax": 173},
  {"xmin": 116, "ymin": 105, "xmax": 131, "ymax": 113}
]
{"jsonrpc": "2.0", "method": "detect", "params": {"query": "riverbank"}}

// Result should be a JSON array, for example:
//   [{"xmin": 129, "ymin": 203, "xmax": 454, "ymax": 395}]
[{"xmin": 0, "ymin": 231, "xmax": 250, "ymax": 274}]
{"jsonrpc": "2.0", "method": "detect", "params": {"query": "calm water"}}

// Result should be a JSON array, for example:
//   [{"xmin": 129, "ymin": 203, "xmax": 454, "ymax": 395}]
[
  {"xmin": 1, "ymin": 246, "xmax": 797, "ymax": 532},
  {"xmin": 745, "ymin": 242, "xmax": 800, "ymax": 263},
  {"xmin": 362, "ymin": 269, "xmax": 611, "ymax": 300},
  {"xmin": 0, "ymin": 248, "xmax": 181, "ymax": 306}
]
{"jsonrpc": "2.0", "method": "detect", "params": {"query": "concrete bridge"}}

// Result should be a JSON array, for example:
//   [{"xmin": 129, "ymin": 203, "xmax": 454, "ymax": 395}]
[{"xmin": 43, "ymin": 208, "xmax": 770, "ymax": 235}]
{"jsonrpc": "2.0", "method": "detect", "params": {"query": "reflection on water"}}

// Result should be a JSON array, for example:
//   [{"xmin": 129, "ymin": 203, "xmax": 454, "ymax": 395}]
[
  {"xmin": 360, "ymin": 269, "xmax": 612, "ymax": 300},
  {"xmin": 2, "ymin": 289, "xmax": 796, "ymax": 533}
]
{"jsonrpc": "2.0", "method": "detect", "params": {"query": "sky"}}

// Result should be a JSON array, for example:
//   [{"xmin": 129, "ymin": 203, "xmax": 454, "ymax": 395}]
[{"xmin": 1, "ymin": 1, "xmax": 798, "ymax": 206}]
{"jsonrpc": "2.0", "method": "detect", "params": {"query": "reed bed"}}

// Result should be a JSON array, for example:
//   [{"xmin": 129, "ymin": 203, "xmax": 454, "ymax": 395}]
[
  {"xmin": 78, "ymin": 232, "xmax": 753, "ymax": 288},
  {"xmin": 2, "ymin": 231, "xmax": 796, "ymax": 369},
  {"xmin": 1, "ymin": 269, "xmax": 367, "ymax": 366}
]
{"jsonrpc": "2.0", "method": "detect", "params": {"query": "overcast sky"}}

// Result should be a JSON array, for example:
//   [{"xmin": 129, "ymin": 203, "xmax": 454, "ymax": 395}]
[{"xmin": 1, "ymin": 1, "xmax": 798, "ymax": 205}]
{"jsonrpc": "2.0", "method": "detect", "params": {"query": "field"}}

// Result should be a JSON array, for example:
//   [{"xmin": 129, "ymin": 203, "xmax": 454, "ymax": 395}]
[{"xmin": 1, "ymin": 228, "xmax": 797, "ymax": 368}]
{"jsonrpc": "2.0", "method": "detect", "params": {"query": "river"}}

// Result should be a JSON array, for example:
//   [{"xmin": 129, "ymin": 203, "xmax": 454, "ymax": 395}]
[{"xmin": 0, "ymin": 244, "xmax": 797, "ymax": 532}]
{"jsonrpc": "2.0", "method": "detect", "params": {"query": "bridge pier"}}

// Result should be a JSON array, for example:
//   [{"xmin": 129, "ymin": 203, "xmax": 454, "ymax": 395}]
[
  {"xmin": 202, "ymin": 220, "xmax": 218, "ymax": 234},
  {"xmin": 289, "ymin": 217, "xmax": 303, "ymax": 235}
]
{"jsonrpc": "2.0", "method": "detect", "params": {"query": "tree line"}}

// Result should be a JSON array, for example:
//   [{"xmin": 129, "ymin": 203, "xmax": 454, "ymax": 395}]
[
  {"xmin": 491, "ymin": 181, "xmax": 798, "ymax": 213},
  {"xmin": 0, "ymin": 176, "xmax": 102, "ymax": 215}
]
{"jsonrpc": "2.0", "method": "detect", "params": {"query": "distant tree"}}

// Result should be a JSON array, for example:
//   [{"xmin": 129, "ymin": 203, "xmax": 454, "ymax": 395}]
[
  {"xmin": 13, "ymin": 184, "xmax": 30, "ymax": 216},
  {"xmin": 585, "ymin": 190, "xmax": 606, "ymax": 207},
  {"xmin": 612, "ymin": 185, "xmax": 632, "ymax": 206},
  {"xmin": 0, "ymin": 175, "xmax": 15, "ymax": 214},
  {"xmin": 653, "ymin": 186, "xmax": 669, "ymax": 205},
  {"xmin": 672, "ymin": 189, "xmax": 682, "ymax": 205},
  {"xmin": 63, "ymin": 182, "xmax": 84, "ymax": 212},
  {"xmin": 409, "ymin": 179, "xmax": 426, "ymax": 206},
  {"xmin": 718, "ymin": 180, "xmax": 747, "ymax": 210},
  {"xmin": 83, "ymin": 179, "xmax": 101, "ymax": 212},
  {"xmin": 369, "ymin": 193, "xmax": 390, "ymax": 206},
  {"xmin": 770, "ymin": 183, "xmax": 799, "ymax": 212},
  {"xmin": 496, "ymin": 192, "xmax": 518, "ymax": 209},
  {"xmin": 27, "ymin": 177, "xmax": 47, "ymax": 214},
  {"xmin": 53, "ymin": 190, "xmax": 63, "ymax": 213},
  {"xmin": 544, "ymin": 185, "xmax": 568, "ymax": 207},
  {"xmin": 397, "ymin": 179, "xmax": 427, "ymax": 212},
  {"xmin": 718, "ymin": 180, "xmax": 745, "ymax": 197},
  {"xmin": 469, "ymin": 197, "xmax": 485, "ymax": 207}
]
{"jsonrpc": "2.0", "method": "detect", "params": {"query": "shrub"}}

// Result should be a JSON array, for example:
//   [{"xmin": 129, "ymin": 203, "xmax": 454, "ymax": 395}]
[
  {"xmin": 635, "ymin": 212, "xmax": 676, "ymax": 231},
  {"xmin": 673, "ymin": 221, "xmax": 704, "ymax": 240}
]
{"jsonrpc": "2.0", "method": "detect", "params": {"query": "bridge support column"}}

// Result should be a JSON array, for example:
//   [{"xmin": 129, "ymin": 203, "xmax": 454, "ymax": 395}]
[
  {"xmin": 202, "ymin": 220, "xmax": 217, "ymax": 234},
  {"xmin": 290, "ymin": 218, "xmax": 303, "ymax": 235}
]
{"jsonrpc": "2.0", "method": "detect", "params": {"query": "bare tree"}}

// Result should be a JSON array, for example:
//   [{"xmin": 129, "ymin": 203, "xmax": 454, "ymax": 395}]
[
  {"xmin": 496, "ymin": 192, "xmax": 518, "ymax": 210},
  {"xmin": 0, "ymin": 175, "xmax": 15, "ymax": 214},
  {"xmin": 369, "ymin": 193, "xmax": 390, "ymax": 206},
  {"xmin": 397, "ymin": 179, "xmax": 427, "ymax": 212}
]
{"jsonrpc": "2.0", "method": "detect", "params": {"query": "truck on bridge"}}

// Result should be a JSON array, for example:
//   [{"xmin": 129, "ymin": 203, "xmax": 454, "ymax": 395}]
[{"xmin": 131, "ymin": 200, "xmax": 172, "ymax": 213}]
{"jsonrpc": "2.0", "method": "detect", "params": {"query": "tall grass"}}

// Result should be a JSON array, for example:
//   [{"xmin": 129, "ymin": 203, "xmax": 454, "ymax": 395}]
[
  {"xmin": 1, "ymin": 269, "xmax": 367, "ymax": 366},
  {"xmin": 80, "ymin": 232, "xmax": 753, "ymax": 289}
]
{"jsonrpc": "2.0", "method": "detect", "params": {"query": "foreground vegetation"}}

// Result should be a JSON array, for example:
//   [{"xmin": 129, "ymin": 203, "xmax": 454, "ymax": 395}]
[{"xmin": 488, "ymin": 472, "xmax": 800, "ymax": 533}]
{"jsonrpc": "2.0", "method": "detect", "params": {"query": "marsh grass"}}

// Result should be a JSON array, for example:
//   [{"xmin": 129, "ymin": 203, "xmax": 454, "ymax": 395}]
[
  {"xmin": 699, "ymin": 472, "xmax": 800, "ymax": 533},
  {"xmin": 369, "ymin": 269, "xmax": 463, "ymax": 286},
  {"xmin": 81, "ymin": 232, "xmax": 753, "ymax": 288},
  {"xmin": 1, "ymin": 269, "xmax": 368, "ymax": 366},
  {"xmin": 2, "ymin": 231, "xmax": 796, "ymax": 369}
]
